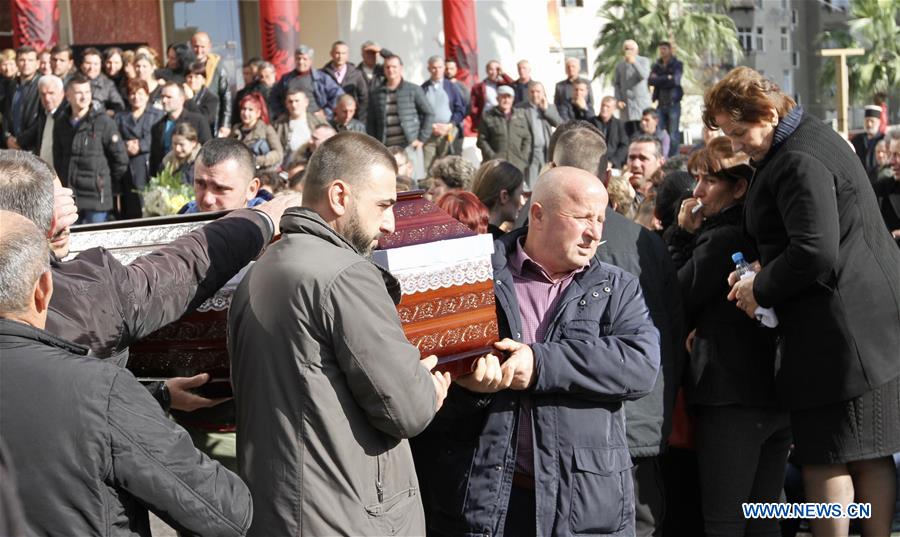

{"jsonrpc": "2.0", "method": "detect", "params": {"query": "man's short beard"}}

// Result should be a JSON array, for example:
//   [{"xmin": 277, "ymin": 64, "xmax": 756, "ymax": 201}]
[{"xmin": 343, "ymin": 205, "xmax": 379, "ymax": 257}]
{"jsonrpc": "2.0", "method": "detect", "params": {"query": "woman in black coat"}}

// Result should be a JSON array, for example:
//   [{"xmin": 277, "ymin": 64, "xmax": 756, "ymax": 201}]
[
  {"xmin": 704, "ymin": 66, "xmax": 900, "ymax": 536},
  {"xmin": 115, "ymin": 78, "xmax": 163, "ymax": 219},
  {"xmin": 669, "ymin": 137, "xmax": 789, "ymax": 537}
]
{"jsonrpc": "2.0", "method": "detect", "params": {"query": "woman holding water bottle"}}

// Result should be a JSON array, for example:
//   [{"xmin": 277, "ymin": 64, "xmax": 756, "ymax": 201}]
[
  {"xmin": 670, "ymin": 137, "xmax": 790, "ymax": 537},
  {"xmin": 703, "ymin": 66, "xmax": 900, "ymax": 536}
]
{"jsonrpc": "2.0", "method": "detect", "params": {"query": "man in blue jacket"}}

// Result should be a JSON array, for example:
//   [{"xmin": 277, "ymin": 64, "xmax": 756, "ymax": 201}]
[
  {"xmin": 647, "ymin": 41, "xmax": 683, "ymax": 157},
  {"xmin": 421, "ymin": 55, "xmax": 466, "ymax": 172},
  {"xmin": 422, "ymin": 166, "xmax": 661, "ymax": 536},
  {"xmin": 270, "ymin": 45, "xmax": 344, "ymax": 121}
]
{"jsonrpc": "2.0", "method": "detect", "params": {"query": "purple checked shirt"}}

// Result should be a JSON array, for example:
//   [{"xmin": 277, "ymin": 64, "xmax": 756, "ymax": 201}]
[{"xmin": 508, "ymin": 237, "xmax": 586, "ymax": 479}]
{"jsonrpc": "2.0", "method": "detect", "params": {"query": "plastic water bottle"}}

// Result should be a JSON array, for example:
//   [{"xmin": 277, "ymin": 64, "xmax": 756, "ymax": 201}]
[{"xmin": 731, "ymin": 252, "xmax": 779, "ymax": 328}]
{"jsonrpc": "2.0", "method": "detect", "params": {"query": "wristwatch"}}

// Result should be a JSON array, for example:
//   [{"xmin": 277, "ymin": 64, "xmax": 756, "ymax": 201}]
[{"xmin": 159, "ymin": 381, "xmax": 172, "ymax": 413}]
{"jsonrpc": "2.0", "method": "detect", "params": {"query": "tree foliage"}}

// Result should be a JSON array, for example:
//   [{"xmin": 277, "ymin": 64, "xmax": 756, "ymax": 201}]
[
  {"xmin": 821, "ymin": 0, "xmax": 900, "ymax": 102},
  {"xmin": 593, "ymin": 0, "xmax": 743, "ymax": 85}
]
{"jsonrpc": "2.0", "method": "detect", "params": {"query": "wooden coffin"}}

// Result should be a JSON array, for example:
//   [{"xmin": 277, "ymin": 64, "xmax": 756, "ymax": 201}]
[
  {"xmin": 65, "ymin": 212, "xmax": 235, "ymax": 397},
  {"xmin": 65, "ymin": 192, "xmax": 500, "ymax": 398},
  {"xmin": 373, "ymin": 191, "xmax": 500, "ymax": 378}
]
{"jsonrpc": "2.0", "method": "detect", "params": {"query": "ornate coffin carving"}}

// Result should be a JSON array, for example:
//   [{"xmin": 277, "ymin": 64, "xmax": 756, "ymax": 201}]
[
  {"xmin": 65, "ymin": 212, "xmax": 235, "ymax": 396},
  {"xmin": 65, "ymin": 192, "xmax": 499, "ymax": 396},
  {"xmin": 373, "ymin": 191, "xmax": 500, "ymax": 378}
]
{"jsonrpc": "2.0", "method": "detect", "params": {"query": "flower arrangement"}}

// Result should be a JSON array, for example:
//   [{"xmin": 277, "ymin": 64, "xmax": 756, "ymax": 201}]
[{"xmin": 142, "ymin": 166, "xmax": 194, "ymax": 217}]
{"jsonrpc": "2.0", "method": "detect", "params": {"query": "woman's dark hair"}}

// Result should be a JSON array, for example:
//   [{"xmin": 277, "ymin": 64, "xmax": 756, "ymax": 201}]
[
  {"xmin": 102, "ymin": 47, "xmax": 123, "ymax": 77},
  {"xmin": 188, "ymin": 61, "xmax": 206, "ymax": 77},
  {"xmin": 125, "ymin": 78, "xmax": 149, "ymax": 97},
  {"xmin": 470, "ymin": 159, "xmax": 523, "ymax": 209},
  {"xmin": 688, "ymin": 137, "xmax": 748, "ymax": 178},
  {"xmin": 258, "ymin": 170, "xmax": 287, "ymax": 193},
  {"xmin": 654, "ymin": 171, "xmax": 694, "ymax": 229},
  {"xmin": 168, "ymin": 43, "xmax": 196, "ymax": 75}
]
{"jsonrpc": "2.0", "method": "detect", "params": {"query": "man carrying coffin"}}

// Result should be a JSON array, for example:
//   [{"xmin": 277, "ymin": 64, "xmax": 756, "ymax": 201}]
[
  {"xmin": 421, "ymin": 166, "xmax": 661, "ymax": 536},
  {"xmin": 0, "ymin": 149, "xmax": 295, "ymax": 420},
  {"xmin": 0, "ymin": 210, "xmax": 251, "ymax": 537},
  {"xmin": 228, "ymin": 131, "xmax": 450, "ymax": 536}
]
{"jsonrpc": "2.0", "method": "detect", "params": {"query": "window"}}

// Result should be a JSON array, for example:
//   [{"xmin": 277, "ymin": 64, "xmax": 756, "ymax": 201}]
[
  {"xmin": 755, "ymin": 27, "xmax": 765, "ymax": 52},
  {"xmin": 792, "ymin": 51, "xmax": 799, "ymax": 68},
  {"xmin": 563, "ymin": 47, "xmax": 588, "ymax": 74},
  {"xmin": 561, "ymin": 0, "xmax": 584, "ymax": 6},
  {"xmin": 791, "ymin": 9, "xmax": 798, "ymax": 25},
  {"xmin": 781, "ymin": 0, "xmax": 789, "ymax": 10},
  {"xmin": 782, "ymin": 70, "xmax": 793, "ymax": 95},
  {"xmin": 738, "ymin": 27, "xmax": 753, "ymax": 52},
  {"xmin": 781, "ymin": 27, "xmax": 789, "ymax": 51},
  {"xmin": 163, "ymin": 0, "xmax": 242, "ymax": 88}
]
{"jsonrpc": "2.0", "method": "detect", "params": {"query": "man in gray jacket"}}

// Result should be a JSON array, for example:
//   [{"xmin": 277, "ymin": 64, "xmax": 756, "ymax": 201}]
[
  {"xmin": 229, "ymin": 131, "xmax": 450, "ymax": 536},
  {"xmin": 614, "ymin": 40, "xmax": 652, "ymax": 137}
]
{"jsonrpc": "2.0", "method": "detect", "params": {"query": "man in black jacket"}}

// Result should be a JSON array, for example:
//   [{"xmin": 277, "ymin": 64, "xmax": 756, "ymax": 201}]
[
  {"xmin": 0, "ymin": 149, "xmax": 296, "ymax": 419},
  {"xmin": 53, "ymin": 74, "xmax": 129, "ymax": 224},
  {"xmin": 593, "ymin": 96, "xmax": 629, "ymax": 169},
  {"xmin": 186, "ymin": 61, "xmax": 221, "ymax": 134},
  {"xmin": 35, "ymin": 74, "xmax": 68, "ymax": 164},
  {"xmin": 321, "ymin": 40, "xmax": 368, "ymax": 123},
  {"xmin": 554, "ymin": 57, "xmax": 594, "ymax": 121},
  {"xmin": 149, "ymin": 81, "xmax": 212, "ymax": 176},
  {"xmin": 549, "ymin": 121, "xmax": 684, "ymax": 537},
  {"xmin": 367, "ymin": 55, "xmax": 434, "ymax": 153},
  {"xmin": 2, "ymin": 46, "xmax": 42, "ymax": 152},
  {"xmin": 191, "ymin": 31, "xmax": 233, "ymax": 138},
  {"xmin": 0, "ymin": 210, "xmax": 252, "ymax": 537}
]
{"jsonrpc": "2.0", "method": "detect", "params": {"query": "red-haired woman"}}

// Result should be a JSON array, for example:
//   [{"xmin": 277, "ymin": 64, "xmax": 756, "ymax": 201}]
[
  {"xmin": 435, "ymin": 191, "xmax": 489, "ymax": 235},
  {"xmin": 705, "ymin": 66, "xmax": 900, "ymax": 536},
  {"xmin": 230, "ymin": 92, "xmax": 283, "ymax": 172}
]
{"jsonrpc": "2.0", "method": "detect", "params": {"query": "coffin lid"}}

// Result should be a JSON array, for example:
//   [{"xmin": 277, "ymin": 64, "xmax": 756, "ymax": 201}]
[{"xmin": 372, "ymin": 190, "xmax": 494, "ymax": 272}]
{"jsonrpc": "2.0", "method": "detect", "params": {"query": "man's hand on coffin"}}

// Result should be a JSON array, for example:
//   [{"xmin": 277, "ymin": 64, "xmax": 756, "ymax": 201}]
[
  {"xmin": 167, "ymin": 373, "xmax": 231, "ymax": 412},
  {"xmin": 420, "ymin": 355, "xmax": 451, "ymax": 411},
  {"xmin": 495, "ymin": 339, "xmax": 535, "ymax": 390},
  {"xmin": 454, "ymin": 354, "xmax": 509, "ymax": 393},
  {"xmin": 253, "ymin": 192, "xmax": 303, "ymax": 235},
  {"xmin": 50, "ymin": 179, "xmax": 77, "ymax": 258}
]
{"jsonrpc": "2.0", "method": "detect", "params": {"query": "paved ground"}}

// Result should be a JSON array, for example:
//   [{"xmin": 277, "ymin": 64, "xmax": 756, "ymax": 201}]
[{"xmin": 149, "ymin": 513, "xmax": 176, "ymax": 536}]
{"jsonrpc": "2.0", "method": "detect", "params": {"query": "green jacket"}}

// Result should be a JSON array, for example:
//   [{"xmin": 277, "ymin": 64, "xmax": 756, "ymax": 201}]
[{"xmin": 476, "ymin": 106, "xmax": 533, "ymax": 172}]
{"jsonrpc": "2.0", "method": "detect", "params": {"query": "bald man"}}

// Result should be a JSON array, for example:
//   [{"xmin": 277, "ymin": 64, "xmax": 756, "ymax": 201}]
[
  {"xmin": 420, "ymin": 166, "xmax": 661, "ymax": 536},
  {"xmin": 190, "ymin": 31, "xmax": 232, "ymax": 136}
]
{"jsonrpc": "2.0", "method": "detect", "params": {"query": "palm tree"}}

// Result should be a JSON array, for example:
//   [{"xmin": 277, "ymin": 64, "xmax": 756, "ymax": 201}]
[
  {"xmin": 821, "ymin": 0, "xmax": 900, "ymax": 104},
  {"xmin": 593, "ymin": 0, "xmax": 743, "ymax": 86}
]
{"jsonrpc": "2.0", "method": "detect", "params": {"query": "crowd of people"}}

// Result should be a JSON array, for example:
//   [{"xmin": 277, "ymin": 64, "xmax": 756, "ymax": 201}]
[{"xmin": 1, "ymin": 29, "xmax": 900, "ymax": 537}]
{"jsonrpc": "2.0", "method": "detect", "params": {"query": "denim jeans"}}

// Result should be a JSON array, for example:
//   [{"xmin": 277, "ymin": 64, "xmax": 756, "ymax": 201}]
[
  {"xmin": 658, "ymin": 103, "xmax": 681, "ymax": 157},
  {"xmin": 76, "ymin": 210, "xmax": 109, "ymax": 224}
]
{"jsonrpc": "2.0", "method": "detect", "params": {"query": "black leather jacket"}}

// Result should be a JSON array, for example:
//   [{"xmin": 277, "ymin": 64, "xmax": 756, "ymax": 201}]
[
  {"xmin": 0, "ymin": 319, "xmax": 252, "ymax": 537},
  {"xmin": 47, "ymin": 210, "xmax": 272, "ymax": 408}
]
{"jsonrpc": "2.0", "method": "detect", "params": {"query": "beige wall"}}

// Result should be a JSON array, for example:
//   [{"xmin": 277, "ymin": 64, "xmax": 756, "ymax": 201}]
[{"xmin": 299, "ymin": 0, "xmax": 343, "ymax": 68}]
